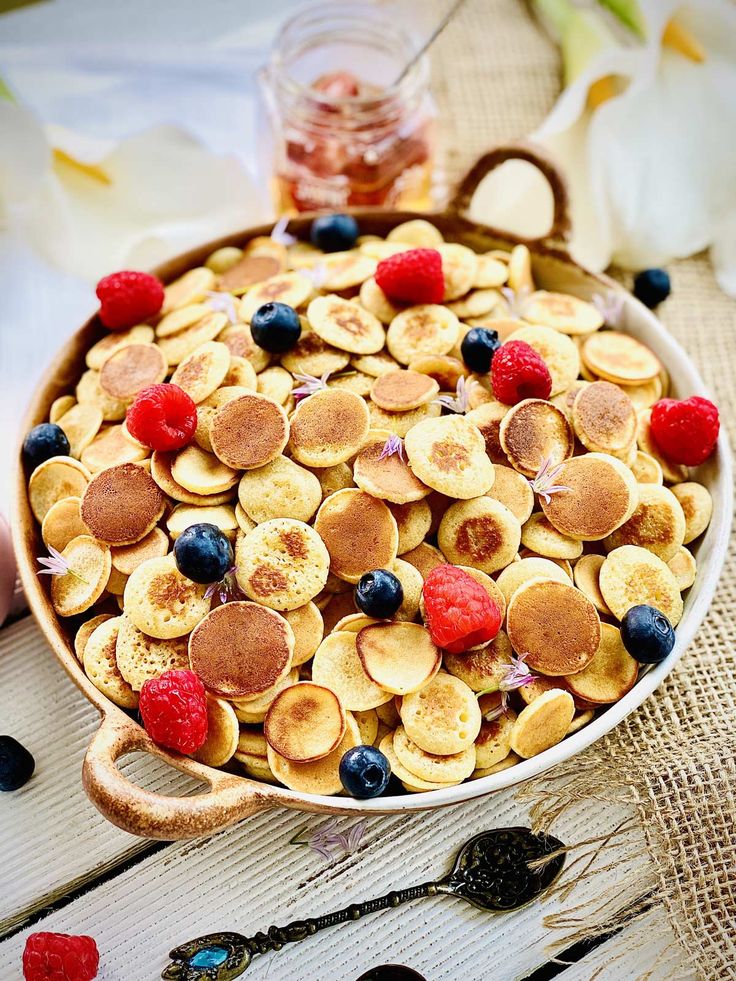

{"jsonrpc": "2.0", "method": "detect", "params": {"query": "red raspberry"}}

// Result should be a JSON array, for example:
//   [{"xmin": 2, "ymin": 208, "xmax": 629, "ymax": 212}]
[
  {"xmin": 422, "ymin": 565, "xmax": 502, "ymax": 655},
  {"xmin": 126, "ymin": 383, "xmax": 197, "ymax": 452},
  {"xmin": 96, "ymin": 270, "xmax": 164, "ymax": 330},
  {"xmin": 491, "ymin": 340, "xmax": 552, "ymax": 405},
  {"xmin": 139, "ymin": 669, "xmax": 208, "ymax": 754},
  {"xmin": 23, "ymin": 933, "xmax": 99, "ymax": 981},
  {"xmin": 650, "ymin": 396, "xmax": 720, "ymax": 466},
  {"xmin": 375, "ymin": 248, "xmax": 444, "ymax": 305}
]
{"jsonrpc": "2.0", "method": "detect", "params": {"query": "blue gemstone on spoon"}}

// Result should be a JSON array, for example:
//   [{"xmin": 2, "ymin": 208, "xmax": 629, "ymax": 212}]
[{"xmin": 190, "ymin": 946, "xmax": 229, "ymax": 968}]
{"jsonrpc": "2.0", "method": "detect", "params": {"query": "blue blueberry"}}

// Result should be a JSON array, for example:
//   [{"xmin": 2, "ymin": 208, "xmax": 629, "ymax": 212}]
[
  {"xmin": 310, "ymin": 213, "xmax": 359, "ymax": 253},
  {"xmin": 633, "ymin": 268, "xmax": 671, "ymax": 308},
  {"xmin": 0, "ymin": 735, "xmax": 35, "ymax": 791},
  {"xmin": 355, "ymin": 569, "xmax": 404, "ymax": 619},
  {"xmin": 174, "ymin": 523, "xmax": 233, "ymax": 585},
  {"xmin": 22, "ymin": 423, "xmax": 70, "ymax": 470},
  {"xmin": 251, "ymin": 301, "xmax": 302, "ymax": 353},
  {"xmin": 460, "ymin": 327, "xmax": 501, "ymax": 373},
  {"xmin": 340, "ymin": 744, "xmax": 391, "ymax": 799},
  {"xmin": 621, "ymin": 604, "xmax": 675, "ymax": 664}
]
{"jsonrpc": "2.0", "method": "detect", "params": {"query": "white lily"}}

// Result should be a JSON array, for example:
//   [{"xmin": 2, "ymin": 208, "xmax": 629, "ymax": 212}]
[
  {"xmin": 470, "ymin": 0, "xmax": 736, "ymax": 295},
  {"xmin": 0, "ymin": 93, "xmax": 268, "ymax": 282}
]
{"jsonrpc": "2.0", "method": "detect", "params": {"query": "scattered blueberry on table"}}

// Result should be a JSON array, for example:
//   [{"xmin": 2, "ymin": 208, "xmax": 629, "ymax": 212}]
[
  {"xmin": 0, "ymin": 735, "xmax": 35, "ymax": 791},
  {"xmin": 355, "ymin": 569, "xmax": 404, "ymax": 619},
  {"xmin": 633, "ymin": 268, "xmax": 671, "ymax": 308},
  {"xmin": 251, "ymin": 301, "xmax": 302, "ymax": 353},
  {"xmin": 173, "ymin": 523, "xmax": 233, "ymax": 585},
  {"xmin": 310, "ymin": 213, "xmax": 359, "ymax": 252},
  {"xmin": 621, "ymin": 604, "xmax": 676, "ymax": 663},
  {"xmin": 340, "ymin": 745, "xmax": 391, "ymax": 799}
]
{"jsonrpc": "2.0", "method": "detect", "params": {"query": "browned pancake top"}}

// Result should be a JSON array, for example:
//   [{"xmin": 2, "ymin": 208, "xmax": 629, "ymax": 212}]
[
  {"xmin": 100, "ymin": 344, "xmax": 166, "ymax": 400},
  {"xmin": 290, "ymin": 390, "xmax": 368, "ymax": 451},
  {"xmin": 541, "ymin": 456, "xmax": 632, "ymax": 538},
  {"xmin": 371, "ymin": 370, "xmax": 438, "ymax": 410},
  {"xmin": 354, "ymin": 440, "xmax": 428, "ymax": 499},
  {"xmin": 315, "ymin": 491, "xmax": 396, "ymax": 579},
  {"xmin": 500, "ymin": 398, "xmax": 573, "ymax": 476},
  {"xmin": 210, "ymin": 393, "xmax": 288, "ymax": 469},
  {"xmin": 574, "ymin": 381, "xmax": 636, "ymax": 450},
  {"xmin": 217, "ymin": 255, "xmax": 281, "ymax": 291},
  {"xmin": 189, "ymin": 602, "xmax": 291, "ymax": 698},
  {"xmin": 81, "ymin": 463, "xmax": 164, "ymax": 545},
  {"xmin": 264, "ymin": 682, "xmax": 344, "ymax": 761}
]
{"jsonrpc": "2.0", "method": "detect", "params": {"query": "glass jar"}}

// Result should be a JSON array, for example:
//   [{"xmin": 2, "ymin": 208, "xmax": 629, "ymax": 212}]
[{"xmin": 258, "ymin": 2, "xmax": 438, "ymax": 214}]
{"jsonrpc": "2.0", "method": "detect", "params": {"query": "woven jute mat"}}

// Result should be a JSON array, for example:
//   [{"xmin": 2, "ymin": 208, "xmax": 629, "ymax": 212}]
[{"xmin": 427, "ymin": 1, "xmax": 736, "ymax": 977}]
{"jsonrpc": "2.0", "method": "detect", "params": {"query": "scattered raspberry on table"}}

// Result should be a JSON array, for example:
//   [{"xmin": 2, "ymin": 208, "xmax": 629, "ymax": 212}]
[
  {"xmin": 23, "ymin": 932, "xmax": 99, "ymax": 981},
  {"xmin": 422, "ymin": 564, "xmax": 502, "ymax": 654}
]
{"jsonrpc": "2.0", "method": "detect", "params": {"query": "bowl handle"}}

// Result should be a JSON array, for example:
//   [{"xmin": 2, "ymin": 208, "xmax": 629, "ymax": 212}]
[
  {"xmin": 82, "ymin": 711, "xmax": 271, "ymax": 840},
  {"xmin": 448, "ymin": 141, "xmax": 572, "ymax": 246}
]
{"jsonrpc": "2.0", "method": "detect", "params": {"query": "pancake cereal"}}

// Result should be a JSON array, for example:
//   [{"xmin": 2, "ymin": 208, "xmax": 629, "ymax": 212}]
[{"xmin": 25, "ymin": 214, "xmax": 717, "ymax": 801}]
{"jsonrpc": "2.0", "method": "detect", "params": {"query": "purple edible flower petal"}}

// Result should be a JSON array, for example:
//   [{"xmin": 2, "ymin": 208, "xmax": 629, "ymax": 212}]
[
  {"xmin": 301, "ymin": 262, "xmax": 329, "ymax": 289},
  {"xmin": 592, "ymin": 291, "xmax": 625, "ymax": 328},
  {"xmin": 292, "ymin": 371, "xmax": 331, "ymax": 401},
  {"xmin": 528, "ymin": 456, "xmax": 572, "ymax": 504},
  {"xmin": 270, "ymin": 216, "xmax": 297, "ymax": 247},
  {"xmin": 499, "ymin": 652, "xmax": 536, "ymax": 693},
  {"xmin": 37, "ymin": 545, "xmax": 88, "ymax": 584},
  {"xmin": 501, "ymin": 284, "xmax": 532, "ymax": 319},
  {"xmin": 434, "ymin": 375, "xmax": 470, "ymax": 413},
  {"xmin": 379, "ymin": 434, "xmax": 404, "ymax": 461},
  {"xmin": 206, "ymin": 290, "xmax": 239, "ymax": 324},
  {"xmin": 204, "ymin": 566, "xmax": 243, "ymax": 604}
]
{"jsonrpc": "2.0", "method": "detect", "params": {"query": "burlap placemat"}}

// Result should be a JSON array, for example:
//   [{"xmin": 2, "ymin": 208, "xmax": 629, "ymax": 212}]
[{"xmin": 427, "ymin": 2, "xmax": 736, "ymax": 977}]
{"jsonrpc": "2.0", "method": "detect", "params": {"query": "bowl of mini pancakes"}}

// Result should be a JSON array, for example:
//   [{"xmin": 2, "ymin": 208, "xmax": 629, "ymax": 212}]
[{"xmin": 13, "ymin": 151, "xmax": 732, "ymax": 839}]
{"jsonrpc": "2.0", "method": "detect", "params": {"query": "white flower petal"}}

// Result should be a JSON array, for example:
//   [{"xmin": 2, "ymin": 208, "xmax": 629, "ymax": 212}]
[{"xmin": 0, "ymin": 101, "xmax": 50, "ymax": 203}]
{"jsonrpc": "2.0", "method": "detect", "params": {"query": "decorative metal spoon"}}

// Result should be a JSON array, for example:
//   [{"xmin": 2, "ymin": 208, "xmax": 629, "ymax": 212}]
[{"xmin": 162, "ymin": 827, "xmax": 565, "ymax": 980}]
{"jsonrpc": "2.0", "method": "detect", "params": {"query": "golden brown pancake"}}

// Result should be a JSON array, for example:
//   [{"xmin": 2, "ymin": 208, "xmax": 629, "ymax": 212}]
[
  {"xmin": 400, "ymin": 541, "xmax": 446, "ymax": 579},
  {"xmin": 289, "ymin": 389, "xmax": 370, "ymax": 467},
  {"xmin": 540, "ymin": 453, "xmax": 638, "ymax": 541},
  {"xmin": 499, "ymin": 398, "xmax": 574, "ymax": 477},
  {"xmin": 81, "ymin": 462, "xmax": 165, "ymax": 545},
  {"xmin": 465, "ymin": 402, "xmax": 509, "ymax": 465},
  {"xmin": 150, "ymin": 450, "xmax": 236, "ymax": 506},
  {"xmin": 564, "ymin": 623, "xmax": 638, "ymax": 705},
  {"xmin": 370, "ymin": 370, "xmax": 439, "ymax": 411},
  {"xmin": 264, "ymin": 682, "xmax": 346, "ymax": 762},
  {"xmin": 210, "ymin": 392, "xmax": 289, "ymax": 470},
  {"xmin": 603, "ymin": 483, "xmax": 686, "ymax": 562},
  {"xmin": 189, "ymin": 601, "xmax": 294, "ymax": 698},
  {"xmin": 99, "ymin": 343, "xmax": 167, "ymax": 400},
  {"xmin": 572, "ymin": 381, "xmax": 637, "ymax": 455},
  {"xmin": 357, "ymin": 623, "xmax": 441, "ymax": 695},
  {"xmin": 353, "ymin": 436, "xmax": 430, "ymax": 504},
  {"xmin": 582, "ymin": 330, "xmax": 661, "ymax": 384},
  {"xmin": 407, "ymin": 354, "xmax": 466, "ymax": 392},
  {"xmin": 506, "ymin": 578, "xmax": 601, "ymax": 676},
  {"xmin": 217, "ymin": 254, "xmax": 282, "ymax": 292},
  {"xmin": 314, "ymin": 489, "xmax": 399, "ymax": 583}
]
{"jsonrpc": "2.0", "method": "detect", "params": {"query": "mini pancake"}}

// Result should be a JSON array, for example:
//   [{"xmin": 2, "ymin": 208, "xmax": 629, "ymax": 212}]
[
  {"xmin": 368, "ymin": 400, "xmax": 442, "ymax": 439},
  {"xmin": 539, "ymin": 453, "xmax": 639, "ymax": 542},
  {"xmin": 353, "ymin": 436, "xmax": 430, "ymax": 505},
  {"xmin": 191, "ymin": 695, "xmax": 240, "ymax": 767},
  {"xmin": 83, "ymin": 617, "xmax": 139, "ymax": 709},
  {"xmin": 153, "ymin": 448, "xmax": 221, "ymax": 500},
  {"xmin": 603, "ymin": 483, "xmax": 686, "ymax": 562},
  {"xmin": 328, "ymin": 370, "xmax": 374, "ymax": 398},
  {"xmin": 289, "ymin": 389, "xmax": 369, "ymax": 467},
  {"xmin": 231, "ymin": 669, "xmax": 298, "ymax": 723},
  {"xmin": 472, "ymin": 253, "xmax": 508, "ymax": 289},
  {"xmin": 360, "ymin": 240, "xmax": 410, "ymax": 259},
  {"xmin": 280, "ymin": 327, "xmax": 350, "ymax": 377},
  {"xmin": 236, "ymin": 726, "xmax": 268, "ymax": 758},
  {"xmin": 282, "ymin": 601, "xmax": 324, "ymax": 667},
  {"xmin": 573, "ymin": 553, "xmax": 612, "ymax": 615},
  {"xmin": 220, "ymin": 356, "xmax": 257, "ymax": 393},
  {"xmin": 352, "ymin": 349, "xmax": 400, "ymax": 377},
  {"xmin": 400, "ymin": 673, "xmax": 481, "ymax": 756},
  {"xmin": 486, "ymin": 464, "xmax": 535, "ymax": 523},
  {"xmin": 56, "ymin": 403, "xmax": 104, "ymax": 458},
  {"xmin": 170, "ymin": 341, "xmax": 231, "ymax": 403},
  {"xmin": 115, "ymin": 615, "xmax": 189, "ymax": 690},
  {"xmin": 123, "ymin": 554, "xmax": 210, "ymax": 639},
  {"xmin": 322, "ymin": 569, "xmax": 353, "ymax": 595},
  {"xmin": 495, "ymin": 556, "xmax": 571, "ymax": 606},
  {"xmin": 50, "ymin": 534, "xmax": 111, "ymax": 617},
  {"xmin": 310, "ymin": 462, "xmax": 355, "ymax": 501},
  {"xmin": 237, "ymin": 516, "xmax": 329, "ymax": 609},
  {"xmin": 314, "ymin": 489, "xmax": 398, "ymax": 583},
  {"xmin": 599, "ymin": 544, "xmax": 683, "ymax": 625},
  {"xmin": 99, "ymin": 343, "xmax": 167, "ymax": 400},
  {"xmin": 582, "ymin": 331, "xmax": 661, "ymax": 384},
  {"xmin": 631, "ymin": 451, "xmax": 663, "ymax": 485},
  {"xmin": 76, "ymin": 368, "xmax": 128, "ymax": 421},
  {"xmin": 256, "ymin": 365, "xmax": 292, "ymax": 404},
  {"xmin": 41, "ymin": 496, "xmax": 87, "ymax": 552},
  {"xmin": 400, "ymin": 542, "xmax": 446, "ymax": 579},
  {"xmin": 519, "ymin": 549, "xmax": 573, "ymax": 578},
  {"xmin": 387, "ymin": 499, "xmax": 432, "ymax": 554},
  {"xmin": 106, "ymin": 565, "xmax": 128, "ymax": 595},
  {"xmin": 506, "ymin": 578, "xmax": 601, "ymax": 675},
  {"xmin": 378, "ymin": 732, "xmax": 458, "ymax": 792},
  {"xmin": 156, "ymin": 302, "xmax": 212, "ymax": 338},
  {"xmin": 636, "ymin": 409, "xmax": 689, "ymax": 484},
  {"xmin": 564, "ymin": 622, "xmax": 638, "ymax": 705},
  {"xmin": 506, "ymin": 324, "xmax": 580, "ymax": 396},
  {"xmin": 394, "ymin": 725, "xmax": 476, "ymax": 783},
  {"xmin": 619, "ymin": 375, "xmax": 663, "ymax": 412},
  {"xmin": 319, "ymin": 251, "xmax": 376, "ymax": 293},
  {"xmin": 239, "ymin": 273, "xmax": 313, "ymax": 322},
  {"xmin": 216, "ymin": 254, "xmax": 282, "ymax": 293},
  {"xmin": 390, "ymin": 558, "xmax": 424, "ymax": 621},
  {"xmin": 408, "ymin": 354, "xmax": 466, "ymax": 393},
  {"xmin": 668, "ymin": 546, "xmax": 697, "ymax": 591},
  {"xmin": 219, "ymin": 323, "xmax": 271, "ymax": 373},
  {"xmin": 376, "ymin": 699, "xmax": 401, "ymax": 730},
  {"xmin": 264, "ymin": 682, "xmax": 346, "ymax": 762},
  {"xmin": 80, "ymin": 424, "xmax": 148, "ymax": 472},
  {"xmin": 387, "ymin": 219, "xmax": 443, "ymax": 247},
  {"xmin": 359, "ymin": 277, "xmax": 405, "ymax": 324},
  {"xmin": 171, "ymin": 445, "xmax": 239, "ymax": 496},
  {"xmin": 521, "ymin": 513, "xmax": 584, "ymax": 559},
  {"xmin": 522, "ymin": 291, "xmax": 604, "ymax": 335},
  {"xmin": 74, "ymin": 613, "xmax": 114, "ymax": 662},
  {"xmin": 312, "ymin": 631, "xmax": 392, "ymax": 711},
  {"xmin": 162, "ymin": 266, "xmax": 216, "ymax": 313},
  {"xmin": 404, "ymin": 415, "xmax": 495, "ymax": 499},
  {"xmin": 552, "ymin": 380, "xmax": 590, "ymax": 423},
  {"xmin": 567, "ymin": 709, "xmax": 595, "ymax": 734},
  {"xmin": 29, "ymin": 455, "xmax": 91, "ymax": 523},
  {"xmin": 331, "ymin": 612, "xmax": 381, "ymax": 634},
  {"xmin": 386, "ymin": 305, "xmax": 460, "ymax": 364},
  {"xmin": 571, "ymin": 381, "xmax": 637, "ymax": 458},
  {"xmin": 210, "ymin": 393, "xmax": 289, "ymax": 471},
  {"xmin": 189, "ymin": 601, "xmax": 293, "ymax": 698},
  {"xmin": 87, "ymin": 324, "xmax": 155, "ymax": 368},
  {"xmin": 438, "ymin": 497, "xmax": 521, "ymax": 574},
  {"xmin": 446, "ymin": 288, "xmax": 504, "ymax": 320},
  {"xmin": 472, "ymin": 750, "xmax": 521, "ymax": 779},
  {"xmin": 437, "ymin": 243, "xmax": 478, "ymax": 300},
  {"xmin": 510, "ymin": 689, "xmax": 575, "ymax": 759},
  {"xmin": 370, "ymin": 370, "xmax": 439, "ymax": 411},
  {"xmin": 267, "ymin": 712, "xmax": 361, "ymax": 795},
  {"xmin": 167, "ymin": 504, "xmax": 237, "ymax": 541},
  {"xmin": 306, "ymin": 294, "xmax": 384, "ymax": 355},
  {"xmin": 238, "ymin": 456, "xmax": 322, "ymax": 524},
  {"xmin": 465, "ymin": 402, "xmax": 509, "ymax": 465},
  {"xmin": 50, "ymin": 394, "xmax": 77, "ymax": 424},
  {"xmin": 111, "ymin": 527, "xmax": 169, "ymax": 575},
  {"xmin": 671, "ymin": 482, "xmax": 713, "ymax": 544},
  {"xmin": 157, "ymin": 312, "xmax": 227, "ymax": 367},
  {"xmin": 235, "ymin": 503, "xmax": 256, "ymax": 534},
  {"xmin": 516, "ymin": 674, "xmax": 562, "ymax": 706},
  {"xmin": 506, "ymin": 244, "xmax": 534, "ymax": 293},
  {"xmin": 81, "ymin": 463, "xmax": 165, "ymax": 545},
  {"xmin": 356, "ymin": 622, "xmax": 441, "ymax": 695},
  {"xmin": 499, "ymin": 398, "xmax": 574, "ymax": 477},
  {"xmin": 474, "ymin": 702, "xmax": 517, "ymax": 769},
  {"xmin": 443, "ymin": 630, "xmax": 514, "ymax": 692}
]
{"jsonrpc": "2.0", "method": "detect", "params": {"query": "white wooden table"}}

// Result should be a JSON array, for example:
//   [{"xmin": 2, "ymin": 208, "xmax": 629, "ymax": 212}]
[{"xmin": 0, "ymin": 2, "xmax": 691, "ymax": 978}]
